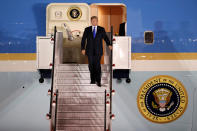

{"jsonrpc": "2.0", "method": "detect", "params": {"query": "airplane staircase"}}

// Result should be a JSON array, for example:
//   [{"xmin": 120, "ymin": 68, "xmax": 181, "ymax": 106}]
[{"xmin": 46, "ymin": 26, "xmax": 113, "ymax": 131}]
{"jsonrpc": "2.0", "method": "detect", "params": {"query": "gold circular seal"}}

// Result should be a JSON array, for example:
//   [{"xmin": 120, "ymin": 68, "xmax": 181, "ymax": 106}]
[
  {"xmin": 137, "ymin": 75, "xmax": 188, "ymax": 123},
  {"xmin": 67, "ymin": 7, "xmax": 82, "ymax": 21}
]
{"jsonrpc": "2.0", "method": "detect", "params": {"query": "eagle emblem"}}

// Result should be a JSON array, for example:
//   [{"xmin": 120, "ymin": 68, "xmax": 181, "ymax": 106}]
[
  {"xmin": 67, "ymin": 7, "xmax": 82, "ymax": 21},
  {"xmin": 137, "ymin": 75, "xmax": 188, "ymax": 123},
  {"xmin": 152, "ymin": 88, "xmax": 174, "ymax": 112}
]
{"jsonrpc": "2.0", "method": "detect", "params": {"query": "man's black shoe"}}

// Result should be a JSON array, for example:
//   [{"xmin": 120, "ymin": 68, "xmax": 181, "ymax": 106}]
[{"xmin": 96, "ymin": 82, "xmax": 101, "ymax": 87}]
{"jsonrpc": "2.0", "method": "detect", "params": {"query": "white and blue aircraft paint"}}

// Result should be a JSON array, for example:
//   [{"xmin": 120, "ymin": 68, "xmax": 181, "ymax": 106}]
[{"xmin": 0, "ymin": 0, "xmax": 197, "ymax": 131}]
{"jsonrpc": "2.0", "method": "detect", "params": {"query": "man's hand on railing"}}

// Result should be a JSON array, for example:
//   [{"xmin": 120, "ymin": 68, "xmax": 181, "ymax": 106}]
[
  {"xmin": 81, "ymin": 50, "xmax": 86, "ymax": 55},
  {"xmin": 109, "ymin": 45, "xmax": 113, "ymax": 50}
]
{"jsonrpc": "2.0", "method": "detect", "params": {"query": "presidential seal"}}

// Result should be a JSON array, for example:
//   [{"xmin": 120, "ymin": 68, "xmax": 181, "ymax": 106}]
[
  {"xmin": 67, "ymin": 7, "xmax": 82, "ymax": 21},
  {"xmin": 137, "ymin": 75, "xmax": 188, "ymax": 123}
]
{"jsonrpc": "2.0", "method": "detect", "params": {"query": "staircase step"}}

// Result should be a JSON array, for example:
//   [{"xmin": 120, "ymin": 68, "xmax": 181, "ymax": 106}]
[
  {"xmin": 57, "ymin": 97, "xmax": 105, "ymax": 99},
  {"xmin": 57, "ymin": 125, "xmax": 104, "ymax": 127},
  {"xmin": 55, "ymin": 83, "xmax": 109, "ymax": 87},
  {"xmin": 57, "ymin": 105, "xmax": 105, "ymax": 112},
  {"xmin": 55, "ymin": 77, "xmax": 109, "ymax": 80},
  {"xmin": 55, "ymin": 79, "xmax": 109, "ymax": 84},
  {"xmin": 57, "ymin": 64, "xmax": 110, "ymax": 71},
  {"xmin": 58, "ymin": 104, "xmax": 104, "ymax": 106},
  {"xmin": 56, "ymin": 126, "xmax": 104, "ymax": 131},
  {"xmin": 58, "ymin": 92, "xmax": 105, "ymax": 97},
  {"xmin": 55, "ymin": 72, "xmax": 110, "ymax": 79},
  {"xmin": 57, "ymin": 118, "xmax": 104, "ymax": 120},
  {"xmin": 57, "ymin": 112, "xmax": 105, "ymax": 119},
  {"xmin": 57, "ymin": 119, "xmax": 104, "ymax": 126},
  {"xmin": 57, "ymin": 111, "xmax": 105, "ymax": 113},
  {"xmin": 58, "ymin": 64, "xmax": 109, "ymax": 67},
  {"xmin": 55, "ymin": 84, "xmax": 109, "ymax": 88},
  {"xmin": 58, "ymin": 97, "xmax": 105, "ymax": 105},
  {"xmin": 56, "ymin": 70, "xmax": 110, "ymax": 73},
  {"xmin": 58, "ymin": 91, "xmax": 105, "ymax": 93},
  {"xmin": 55, "ymin": 85, "xmax": 110, "ymax": 92}
]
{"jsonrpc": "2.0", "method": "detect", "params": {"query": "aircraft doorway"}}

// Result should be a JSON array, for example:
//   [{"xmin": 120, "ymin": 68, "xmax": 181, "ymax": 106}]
[
  {"xmin": 90, "ymin": 4, "xmax": 127, "ymax": 64},
  {"xmin": 46, "ymin": 3, "xmax": 127, "ymax": 64}
]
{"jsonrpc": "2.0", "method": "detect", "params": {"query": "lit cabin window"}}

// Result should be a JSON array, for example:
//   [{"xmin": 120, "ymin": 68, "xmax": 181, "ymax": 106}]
[{"xmin": 144, "ymin": 31, "xmax": 154, "ymax": 44}]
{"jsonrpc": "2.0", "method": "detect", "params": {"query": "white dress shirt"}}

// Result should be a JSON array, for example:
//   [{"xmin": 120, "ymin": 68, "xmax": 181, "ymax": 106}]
[{"xmin": 92, "ymin": 26, "xmax": 97, "ymax": 33}]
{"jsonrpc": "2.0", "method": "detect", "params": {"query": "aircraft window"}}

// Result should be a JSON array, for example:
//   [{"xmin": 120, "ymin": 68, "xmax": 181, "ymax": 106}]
[{"xmin": 144, "ymin": 31, "xmax": 154, "ymax": 44}]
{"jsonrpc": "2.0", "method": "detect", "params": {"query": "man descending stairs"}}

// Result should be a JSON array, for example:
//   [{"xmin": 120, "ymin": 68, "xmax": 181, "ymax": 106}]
[{"xmin": 50, "ymin": 64, "xmax": 112, "ymax": 131}]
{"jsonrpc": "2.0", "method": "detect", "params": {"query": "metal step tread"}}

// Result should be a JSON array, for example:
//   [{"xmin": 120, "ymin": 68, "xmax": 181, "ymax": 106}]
[
  {"xmin": 57, "ymin": 90, "xmax": 110, "ymax": 93},
  {"xmin": 56, "ymin": 87, "xmax": 109, "ymax": 91},
  {"xmin": 55, "ymin": 80, "xmax": 109, "ymax": 83},
  {"xmin": 57, "ymin": 118, "xmax": 104, "ymax": 120},
  {"xmin": 57, "ymin": 64, "xmax": 110, "ymax": 67},
  {"xmin": 55, "ymin": 72, "xmax": 110, "ymax": 77},
  {"xmin": 58, "ymin": 95, "xmax": 104, "ymax": 99},
  {"xmin": 57, "ymin": 89, "xmax": 109, "ymax": 92},
  {"xmin": 58, "ymin": 111, "xmax": 105, "ymax": 113},
  {"xmin": 56, "ymin": 66, "xmax": 109, "ymax": 70},
  {"xmin": 56, "ymin": 70, "xmax": 110, "ymax": 73},
  {"xmin": 56, "ymin": 125, "xmax": 104, "ymax": 127},
  {"xmin": 58, "ymin": 103, "xmax": 105, "ymax": 106},
  {"xmin": 56, "ymin": 129, "xmax": 103, "ymax": 131},
  {"xmin": 55, "ymin": 85, "xmax": 110, "ymax": 91},
  {"xmin": 58, "ymin": 90, "xmax": 105, "ymax": 93},
  {"xmin": 58, "ymin": 94, "xmax": 106, "ymax": 98},
  {"xmin": 55, "ymin": 83, "xmax": 109, "ymax": 86},
  {"xmin": 55, "ymin": 77, "xmax": 109, "ymax": 80},
  {"xmin": 56, "ymin": 130, "xmax": 102, "ymax": 131},
  {"xmin": 57, "ymin": 98, "xmax": 105, "ymax": 104}
]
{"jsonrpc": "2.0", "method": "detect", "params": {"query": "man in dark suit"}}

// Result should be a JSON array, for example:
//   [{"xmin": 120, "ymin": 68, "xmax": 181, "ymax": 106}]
[{"xmin": 81, "ymin": 16, "xmax": 112, "ymax": 87}]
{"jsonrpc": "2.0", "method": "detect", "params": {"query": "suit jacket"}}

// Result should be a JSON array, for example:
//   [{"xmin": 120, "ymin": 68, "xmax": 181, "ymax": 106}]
[
  {"xmin": 81, "ymin": 26, "xmax": 111, "ymax": 56},
  {"xmin": 119, "ymin": 22, "xmax": 126, "ymax": 36}
]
